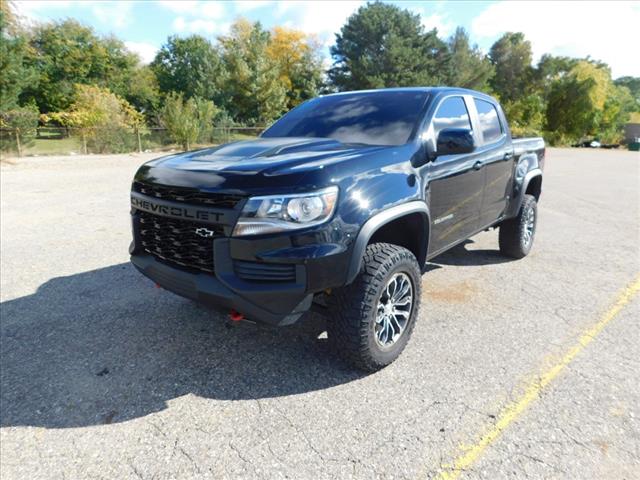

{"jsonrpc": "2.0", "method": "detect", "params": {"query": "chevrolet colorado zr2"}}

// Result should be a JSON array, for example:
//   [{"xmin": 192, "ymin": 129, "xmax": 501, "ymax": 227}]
[{"xmin": 129, "ymin": 87, "xmax": 545, "ymax": 371}]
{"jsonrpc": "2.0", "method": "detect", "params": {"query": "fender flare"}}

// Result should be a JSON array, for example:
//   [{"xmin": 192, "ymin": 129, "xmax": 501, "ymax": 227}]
[
  {"xmin": 517, "ymin": 168, "xmax": 543, "ymax": 209},
  {"xmin": 345, "ymin": 201, "xmax": 430, "ymax": 284},
  {"xmin": 506, "ymin": 166, "xmax": 542, "ymax": 219}
]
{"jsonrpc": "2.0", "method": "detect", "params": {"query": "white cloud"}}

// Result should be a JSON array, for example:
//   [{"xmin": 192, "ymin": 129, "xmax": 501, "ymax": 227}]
[
  {"xmin": 404, "ymin": 4, "xmax": 454, "ymax": 38},
  {"xmin": 472, "ymin": 1, "xmax": 640, "ymax": 78},
  {"xmin": 233, "ymin": 1, "xmax": 273, "ymax": 13},
  {"xmin": 14, "ymin": 0, "xmax": 134, "ymax": 29},
  {"xmin": 172, "ymin": 16, "xmax": 229, "ymax": 35},
  {"xmin": 420, "ymin": 13, "xmax": 454, "ymax": 38},
  {"xmin": 200, "ymin": 1, "xmax": 225, "ymax": 19},
  {"xmin": 173, "ymin": 16, "xmax": 187, "ymax": 31},
  {"xmin": 157, "ymin": 1, "xmax": 224, "ymax": 18},
  {"xmin": 13, "ymin": 0, "xmax": 72, "ymax": 19},
  {"xmin": 156, "ymin": 1, "xmax": 201, "ymax": 15},
  {"xmin": 160, "ymin": 1, "xmax": 229, "ymax": 35},
  {"xmin": 12, "ymin": 0, "xmax": 72, "ymax": 30},
  {"xmin": 91, "ymin": 1, "xmax": 134, "ymax": 29},
  {"xmin": 125, "ymin": 41, "xmax": 158, "ymax": 64},
  {"xmin": 274, "ymin": 1, "xmax": 294, "ymax": 18},
  {"xmin": 277, "ymin": 1, "xmax": 363, "ymax": 46}
]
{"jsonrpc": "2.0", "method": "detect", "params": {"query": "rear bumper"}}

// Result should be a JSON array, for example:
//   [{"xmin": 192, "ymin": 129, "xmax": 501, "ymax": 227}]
[{"xmin": 130, "ymin": 251, "xmax": 313, "ymax": 326}]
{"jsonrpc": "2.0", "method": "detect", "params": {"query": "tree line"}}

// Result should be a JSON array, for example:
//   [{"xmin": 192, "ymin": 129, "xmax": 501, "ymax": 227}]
[{"xmin": 1, "ymin": 1, "xmax": 638, "ymax": 154}]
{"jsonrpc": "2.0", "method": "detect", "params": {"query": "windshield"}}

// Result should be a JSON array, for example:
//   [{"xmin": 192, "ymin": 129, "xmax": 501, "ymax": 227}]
[{"xmin": 261, "ymin": 91, "xmax": 429, "ymax": 146}]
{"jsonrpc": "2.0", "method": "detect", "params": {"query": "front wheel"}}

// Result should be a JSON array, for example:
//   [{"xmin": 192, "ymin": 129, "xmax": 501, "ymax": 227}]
[
  {"xmin": 327, "ymin": 243, "xmax": 421, "ymax": 372},
  {"xmin": 499, "ymin": 194, "xmax": 538, "ymax": 259}
]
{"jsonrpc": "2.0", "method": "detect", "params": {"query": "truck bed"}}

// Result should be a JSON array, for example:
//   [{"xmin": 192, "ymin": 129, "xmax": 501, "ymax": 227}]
[{"xmin": 512, "ymin": 137, "xmax": 545, "ymax": 156}]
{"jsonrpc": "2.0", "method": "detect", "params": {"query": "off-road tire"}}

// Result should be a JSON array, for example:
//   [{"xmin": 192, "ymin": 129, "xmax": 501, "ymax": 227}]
[
  {"xmin": 499, "ymin": 194, "xmax": 538, "ymax": 259},
  {"xmin": 327, "ymin": 243, "xmax": 421, "ymax": 372}
]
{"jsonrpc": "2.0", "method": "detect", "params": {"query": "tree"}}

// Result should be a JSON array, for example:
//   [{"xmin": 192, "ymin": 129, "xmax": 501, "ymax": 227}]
[
  {"xmin": 49, "ymin": 84, "xmax": 143, "ymax": 153},
  {"xmin": 266, "ymin": 26, "xmax": 324, "ymax": 110},
  {"xmin": 328, "ymin": 2, "xmax": 450, "ymax": 90},
  {"xmin": 488, "ymin": 32, "xmax": 533, "ymax": 103},
  {"xmin": 194, "ymin": 96, "xmax": 218, "ymax": 143},
  {"xmin": 502, "ymin": 94, "xmax": 545, "ymax": 137},
  {"xmin": 535, "ymin": 55, "xmax": 577, "ymax": 85},
  {"xmin": 0, "ymin": 0, "xmax": 17, "ymax": 33},
  {"xmin": 599, "ymin": 84, "xmax": 634, "ymax": 143},
  {"xmin": 531, "ymin": 54, "xmax": 579, "ymax": 110},
  {"xmin": 219, "ymin": 19, "xmax": 287, "ymax": 124},
  {"xmin": 0, "ymin": 2, "xmax": 36, "ymax": 111},
  {"xmin": 20, "ymin": 20, "xmax": 139, "ymax": 113},
  {"xmin": 159, "ymin": 92, "xmax": 217, "ymax": 150},
  {"xmin": 125, "ymin": 66, "xmax": 161, "ymax": 118},
  {"xmin": 445, "ymin": 27, "xmax": 493, "ymax": 91},
  {"xmin": 614, "ymin": 76, "xmax": 640, "ymax": 112},
  {"xmin": 151, "ymin": 35, "xmax": 222, "ymax": 103},
  {"xmin": 98, "ymin": 35, "xmax": 143, "ymax": 101},
  {"xmin": 545, "ymin": 61, "xmax": 612, "ymax": 142}
]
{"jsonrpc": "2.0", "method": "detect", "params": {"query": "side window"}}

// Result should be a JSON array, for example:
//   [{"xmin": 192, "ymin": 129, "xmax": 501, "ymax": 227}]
[
  {"xmin": 432, "ymin": 97, "xmax": 472, "ymax": 140},
  {"xmin": 473, "ymin": 98, "xmax": 503, "ymax": 144}
]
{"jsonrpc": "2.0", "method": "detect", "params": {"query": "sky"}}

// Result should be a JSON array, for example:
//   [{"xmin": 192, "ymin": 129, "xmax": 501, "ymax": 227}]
[{"xmin": 12, "ymin": 0, "xmax": 640, "ymax": 78}]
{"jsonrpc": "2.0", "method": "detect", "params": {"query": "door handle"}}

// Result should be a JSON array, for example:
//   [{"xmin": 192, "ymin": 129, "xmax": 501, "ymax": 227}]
[
  {"xmin": 503, "ymin": 152, "xmax": 514, "ymax": 161},
  {"xmin": 473, "ymin": 161, "xmax": 484, "ymax": 170}
]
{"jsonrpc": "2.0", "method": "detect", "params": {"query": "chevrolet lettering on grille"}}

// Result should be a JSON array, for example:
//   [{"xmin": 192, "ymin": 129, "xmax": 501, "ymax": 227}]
[{"xmin": 131, "ymin": 192, "xmax": 225, "ymax": 224}]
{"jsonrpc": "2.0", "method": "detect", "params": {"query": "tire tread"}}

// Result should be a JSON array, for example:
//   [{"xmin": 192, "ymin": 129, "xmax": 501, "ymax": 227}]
[
  {"xmin": 499, "ymin": 194, "xmax": 537, "ymax": 259},
  {"xmin": 327, "ymin": 243, "xmax": 421, "ymax": 371}
]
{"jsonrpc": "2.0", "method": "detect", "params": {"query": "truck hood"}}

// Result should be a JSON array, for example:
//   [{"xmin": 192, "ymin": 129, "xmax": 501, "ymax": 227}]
[
  {"xmin": 145, "ymin": 137, "xmax": 388, "ymax": 176},
  {"xmin": 135, "ymin": 136, "xmax": 413, "ymax": 194}
]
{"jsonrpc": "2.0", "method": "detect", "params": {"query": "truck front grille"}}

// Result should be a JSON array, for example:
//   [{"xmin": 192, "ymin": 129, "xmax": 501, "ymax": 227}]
[
  {"xmin": 133, "ymin": 181, "xmax": 243, "ymax": 209},
  {"xmin": 138, "ymin": 211, "xmax": 223, "ymax": 273}
]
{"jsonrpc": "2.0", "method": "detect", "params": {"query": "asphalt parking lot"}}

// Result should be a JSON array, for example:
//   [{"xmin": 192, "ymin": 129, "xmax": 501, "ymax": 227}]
[{"xmin": 1, "ymin": 147, "xmax": 639, "ymax": 479}]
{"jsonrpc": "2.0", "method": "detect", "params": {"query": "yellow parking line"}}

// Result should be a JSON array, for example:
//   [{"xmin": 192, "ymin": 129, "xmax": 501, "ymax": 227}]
[{"xmin": 436, "ymin": 275, "xmax": 640, "ymax": 480}]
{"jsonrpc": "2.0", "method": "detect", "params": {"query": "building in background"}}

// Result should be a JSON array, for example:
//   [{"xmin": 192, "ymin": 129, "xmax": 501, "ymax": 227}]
[{"xmin": 624, "ymin": 123, "xmax": 640, "ymax": 151}]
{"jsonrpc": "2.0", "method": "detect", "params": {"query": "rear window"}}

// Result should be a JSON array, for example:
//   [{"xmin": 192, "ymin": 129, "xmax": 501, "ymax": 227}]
[
  {"xmin": 261, "ymin": 91, "xmax": 429, "ymax": 146},
  {"xmin": 474, "ymin": 98, "xmax": 503, "ymax": 144}
]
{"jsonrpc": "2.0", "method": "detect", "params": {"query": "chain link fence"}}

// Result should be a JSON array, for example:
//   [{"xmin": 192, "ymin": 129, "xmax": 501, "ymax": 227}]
[{"xmin": 0, "ymin": 126, "xmax": 266, "ymax": 157}]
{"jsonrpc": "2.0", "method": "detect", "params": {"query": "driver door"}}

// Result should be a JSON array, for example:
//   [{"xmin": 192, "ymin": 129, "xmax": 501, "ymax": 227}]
[{"xmin": 424, "ymin": 96, "xmax": 485, "ymax": 255}]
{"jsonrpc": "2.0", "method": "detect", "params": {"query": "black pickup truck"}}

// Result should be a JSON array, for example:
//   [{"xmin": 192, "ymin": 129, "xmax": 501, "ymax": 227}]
[{"xmin": 130, "ymin": 87, "xmax": 544, "ymax": 371}]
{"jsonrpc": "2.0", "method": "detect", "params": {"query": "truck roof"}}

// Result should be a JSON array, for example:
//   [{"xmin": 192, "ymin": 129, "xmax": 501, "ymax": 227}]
[{"xmin": 324, "ymin": 86, "xmax": 497, "ymax": 103}]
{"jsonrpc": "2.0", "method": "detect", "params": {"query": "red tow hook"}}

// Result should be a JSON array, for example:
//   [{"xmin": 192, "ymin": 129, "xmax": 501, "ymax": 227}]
[
  {"xmin": 229, "ymin": 309, "xmax": 244, "ymax": 322},
  {"xmin": 154, "ymin": 283, "xmax": 162, "ymax": 289}
]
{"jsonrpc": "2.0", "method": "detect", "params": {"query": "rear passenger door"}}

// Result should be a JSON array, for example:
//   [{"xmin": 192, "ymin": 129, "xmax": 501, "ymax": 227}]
[
  {"xmin": 426, "ymin": 96, "xmax": 485, "ymax": 255},
  {"xmin": 471, "ymin": 98, "xmax": 514, "ymax": 227}
]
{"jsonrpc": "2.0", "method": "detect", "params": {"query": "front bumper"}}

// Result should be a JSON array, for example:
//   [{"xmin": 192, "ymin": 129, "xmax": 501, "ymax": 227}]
[
  {"xmin": 130, "ymin": 250, "xmax": 313, "ymax": 326},
  {"xmin": 129, "ymin": 188, "xmax": 353, "ymax": 325},
  {"xmin": 130, "ymin": 234, "xmax": 351, "ymax": 327}
]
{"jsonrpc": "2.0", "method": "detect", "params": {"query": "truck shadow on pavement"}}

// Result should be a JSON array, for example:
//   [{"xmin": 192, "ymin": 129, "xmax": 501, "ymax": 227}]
[
  {"xmin": 1, "ymin": 241, "xmax": 513, "ymax": 429},
  {"xmin": 0, "ymin": 263, "xmax": 362, "ymax": 429}
]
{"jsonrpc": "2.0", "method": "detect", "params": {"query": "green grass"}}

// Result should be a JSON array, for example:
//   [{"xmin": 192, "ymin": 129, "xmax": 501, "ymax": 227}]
[
  {"xmin": 24, "ymin": 137, "xmax": 82, "ymax": 156},
  {"xmin": 3, "ymin": 131, "xmax": 262, "ymax": 157},
  {"xmin": 229, "ymin": 132, "xmax": 260, "ymax": 141}
]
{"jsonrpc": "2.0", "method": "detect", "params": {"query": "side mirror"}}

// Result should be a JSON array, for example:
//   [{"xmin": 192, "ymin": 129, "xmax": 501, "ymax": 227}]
[{"xmin": 436, "ymin": 128, "xmax": 475, "ymax": 157}]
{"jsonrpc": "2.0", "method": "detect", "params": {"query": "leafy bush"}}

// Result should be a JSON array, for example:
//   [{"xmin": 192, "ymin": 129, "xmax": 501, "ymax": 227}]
[
  {"xmin": 159, "ymin": 92, "xmax": 217, "ymax": 150},
  {"xmin": 48, "ymin": 84, "xmax": 144, "ymax": 153},
  {"xmin": 0, "ymin": 104, "xmax": 39, "ymax": 155}
]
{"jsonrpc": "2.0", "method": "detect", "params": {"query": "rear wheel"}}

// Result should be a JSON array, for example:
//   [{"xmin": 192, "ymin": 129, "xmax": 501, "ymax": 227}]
[
  {"xmin": 499, "ymin": 194, "xmax": 537, "ymax": 258},
  {"xmin": 327, "ymin": 243, "xmax": 421, "ymax": 372}
]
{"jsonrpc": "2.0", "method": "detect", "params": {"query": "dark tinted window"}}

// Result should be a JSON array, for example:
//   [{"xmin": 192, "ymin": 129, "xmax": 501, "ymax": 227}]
[
  {"xmin": 432, "ymin": 97, "xmax": 472, "ymax": 138},
  {"xmin": 261, "ymin": 91, "xmax": 429, "ymax": 146},
  {"xmin": 474, "ymin": 98, "xmax": 503, "ymax": 143}
]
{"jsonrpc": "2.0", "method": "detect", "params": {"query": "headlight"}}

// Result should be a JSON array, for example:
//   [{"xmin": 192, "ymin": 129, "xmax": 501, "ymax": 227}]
[{"xmin": 232, "ymin": 186, "xmax": 339, "ymax": 236}]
